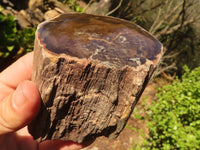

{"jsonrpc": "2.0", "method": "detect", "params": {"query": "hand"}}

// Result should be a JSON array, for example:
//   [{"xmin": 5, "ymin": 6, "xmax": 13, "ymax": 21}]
[{"xmin": 0, "ymin": 52, "xmax": 84, "ymax": 150}]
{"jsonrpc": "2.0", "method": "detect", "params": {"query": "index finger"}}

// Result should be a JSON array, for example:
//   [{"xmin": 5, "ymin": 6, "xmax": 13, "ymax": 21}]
[{"xmin": 0, "ymin": 52, "xmax": 34, "ymax": 89}]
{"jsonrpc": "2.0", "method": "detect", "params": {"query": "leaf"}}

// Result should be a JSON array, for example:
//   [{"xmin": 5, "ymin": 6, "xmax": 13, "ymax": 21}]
[
  {"xmin": 7, "ymin": 45, "xmax": 14, "ymax": 51},
  {"xmin": 141, "ymin": 66, "xmax": 200, "ymax": 149}
]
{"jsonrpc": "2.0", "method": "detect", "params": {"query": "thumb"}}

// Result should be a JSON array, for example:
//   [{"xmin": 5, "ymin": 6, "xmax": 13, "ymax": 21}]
[{"xmin": 0, "ymin": 80, "xmax": 40, "ymax": 135}]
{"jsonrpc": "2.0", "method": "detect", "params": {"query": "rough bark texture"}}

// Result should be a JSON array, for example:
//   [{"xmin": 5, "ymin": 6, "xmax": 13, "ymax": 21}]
[{"xmin": 28, "ymin": 13, "xmax": 162, "ymax": 143}]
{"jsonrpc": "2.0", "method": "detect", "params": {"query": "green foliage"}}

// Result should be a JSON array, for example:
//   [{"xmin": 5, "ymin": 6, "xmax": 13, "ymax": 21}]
[
  {"xmin": 0, "ymin": 13, "xmax": 18, "ymax": 57},
  {"xmin": 142, "ymin": 66, "xmax": 200, "ymax": 149},
  {"xmin": 59, "ymin": 0, "xmax": 84, "ymax": 12},
  {"xmin": 18, "ymin": 28, "xmax": 36, "ymax": 52},
  {"xmin": 0, "ymin": 12, "xmax": 35, "ymax": 58},
  {"xmin": 126, "ymin": 124, "xmax": 137, "ymax": 132}
]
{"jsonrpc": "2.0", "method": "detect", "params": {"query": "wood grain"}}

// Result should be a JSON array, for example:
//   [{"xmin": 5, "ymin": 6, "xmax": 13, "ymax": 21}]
[{"xmin": 28, "ymin": 13, "xmax": 162, "ymax": 143}]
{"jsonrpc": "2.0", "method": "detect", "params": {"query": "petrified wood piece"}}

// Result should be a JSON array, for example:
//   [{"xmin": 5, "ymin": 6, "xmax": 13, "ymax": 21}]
[{"xmin": 28, "ymin": 13, "xmax": 163, "ymax": 143}]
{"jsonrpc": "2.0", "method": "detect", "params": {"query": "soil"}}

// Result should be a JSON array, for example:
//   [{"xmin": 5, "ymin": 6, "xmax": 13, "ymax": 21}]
[{"xmin": 83, "ymin": 82, "xmax": 157, "ymax": 150}]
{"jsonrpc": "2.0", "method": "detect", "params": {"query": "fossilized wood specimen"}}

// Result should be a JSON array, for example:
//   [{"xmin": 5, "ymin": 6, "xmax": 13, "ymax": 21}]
[{"xmin": 28, "ymin": 13, "xmax": 163, "ymax": 143}]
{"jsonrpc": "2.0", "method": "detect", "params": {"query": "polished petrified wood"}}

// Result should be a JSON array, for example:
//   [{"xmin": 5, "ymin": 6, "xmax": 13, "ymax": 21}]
[{"xmin": 28, "ymin": 13, "xmax": 162, "ymax": 143}]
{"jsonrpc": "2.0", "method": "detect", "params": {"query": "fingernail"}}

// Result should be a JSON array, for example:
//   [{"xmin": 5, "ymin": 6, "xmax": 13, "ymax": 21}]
[{"xmin": 12, "ymin": 83, "xmax": 27, "ymax": 109}]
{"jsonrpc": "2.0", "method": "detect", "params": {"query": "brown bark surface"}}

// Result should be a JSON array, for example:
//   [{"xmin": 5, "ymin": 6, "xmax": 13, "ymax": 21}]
[{"xmin": 28, "ymin": 13, "xmax": 162, "ymax": 143}]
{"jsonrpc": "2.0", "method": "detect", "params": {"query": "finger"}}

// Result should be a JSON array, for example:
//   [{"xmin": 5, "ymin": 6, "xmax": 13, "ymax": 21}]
[
  {"xmin": 39, "ymin": 140, "xmax": 83, "ymax": 150},
  {"xmin": 16, "ymin": 127, "xmax": 38, "ymax": 150},
  {"xmin": 0, "ymin": 80, "xmax": 40, "ymax": 135},
  {"xmin": 0, "ymin": 52, "xmax": 34, "ymax": 89}
]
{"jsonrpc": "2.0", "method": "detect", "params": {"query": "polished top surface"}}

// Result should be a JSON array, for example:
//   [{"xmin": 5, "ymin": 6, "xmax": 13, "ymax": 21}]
[{"xmin": 38, "ymin": 13, "xmax": 162, "ymax": 68}]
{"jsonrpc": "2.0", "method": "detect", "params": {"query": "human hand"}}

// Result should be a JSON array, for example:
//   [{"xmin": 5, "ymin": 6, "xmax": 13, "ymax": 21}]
[{"xmin": 0, "ymin": 52, "xmax": 85, "ymax": 150}]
